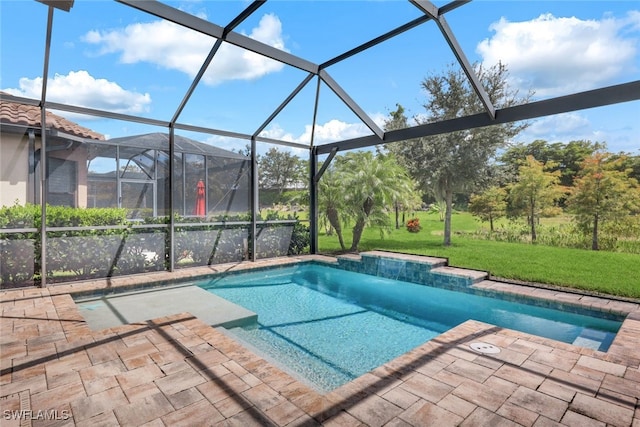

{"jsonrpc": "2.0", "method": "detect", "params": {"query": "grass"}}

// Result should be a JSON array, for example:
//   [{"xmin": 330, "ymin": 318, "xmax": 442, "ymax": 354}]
[{"xmin": 318, "ymin": 212, "xmax": 640, "ymax": 299}]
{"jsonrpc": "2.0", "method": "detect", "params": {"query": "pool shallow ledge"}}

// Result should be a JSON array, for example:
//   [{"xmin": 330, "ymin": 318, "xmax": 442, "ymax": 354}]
[{"xmin": 75, "ymin": 285, "xmax": 257, "ymax": 330}]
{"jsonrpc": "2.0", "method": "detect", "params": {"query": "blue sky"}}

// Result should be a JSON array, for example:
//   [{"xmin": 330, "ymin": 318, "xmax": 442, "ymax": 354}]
[{"xmin": 1, "ymin": 0, "xmax": 639, "ymax": 155}]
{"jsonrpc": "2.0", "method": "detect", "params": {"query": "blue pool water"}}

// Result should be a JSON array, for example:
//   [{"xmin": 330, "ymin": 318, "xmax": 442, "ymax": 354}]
[{"xmin": 197, "ymin": 263, "xmax": 621, "ymax": 392}]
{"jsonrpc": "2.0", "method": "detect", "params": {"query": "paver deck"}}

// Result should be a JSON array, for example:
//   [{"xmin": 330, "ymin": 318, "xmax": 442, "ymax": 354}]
[{"xmin": 1, "ymin": 255, "xmax": 639, "ymax": 426}]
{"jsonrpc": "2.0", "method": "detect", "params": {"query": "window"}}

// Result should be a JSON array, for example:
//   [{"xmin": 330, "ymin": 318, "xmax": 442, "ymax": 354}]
[{"xmin": 47, "ymin": 157, "xmax": 77, "ymax": 207}]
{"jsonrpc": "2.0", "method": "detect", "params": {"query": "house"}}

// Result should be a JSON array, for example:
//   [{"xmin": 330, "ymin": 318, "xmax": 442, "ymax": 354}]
[
  {"xmin": 0, "ymin": 94, "xmax": 250, "ymax": 217},
  {"xmin": 0, "ymin": 92, "xmax": 104, "ymax": 208}
]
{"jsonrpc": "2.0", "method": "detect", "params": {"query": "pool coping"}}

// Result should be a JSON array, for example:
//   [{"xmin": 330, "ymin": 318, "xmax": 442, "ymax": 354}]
[{"xmin": 2, "ymin": 253, "xmax": 639, "ymax": 426}]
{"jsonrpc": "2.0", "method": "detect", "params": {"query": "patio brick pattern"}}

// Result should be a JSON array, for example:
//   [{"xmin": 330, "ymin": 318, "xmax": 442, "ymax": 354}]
[{"xmin": 1, "ymin": 256, "xmax": 639, "ymax": 426}]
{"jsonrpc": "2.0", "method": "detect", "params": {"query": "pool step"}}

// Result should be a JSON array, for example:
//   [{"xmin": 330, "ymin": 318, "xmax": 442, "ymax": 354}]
[
  {"xmin": 430, "ymin": 266, "xmax": 489, "ymax": 284},
  {"xmin": 361, "ymin": 251, "xmax": 448, "ymax": 267},
  {"xmin": 572, "ymin": 328, "xmax": 611, "ymax": 351}
]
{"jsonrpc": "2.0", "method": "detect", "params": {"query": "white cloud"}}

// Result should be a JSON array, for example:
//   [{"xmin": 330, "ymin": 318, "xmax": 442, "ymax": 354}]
[
  {"xmin": 3, "ymin": 70, "xmax": 151, "ymax": 115},
  {"xmin": 83, "ymin": 13, "xmax": 287, "ymax": 86},
  {"xmin": 256, "ymin": 110, "xmax": 394, "ymax": 147},
  {"xmin": 261, "ymin": 119, "xmax": 375, "ymax": 145},
  {"xmin": 369, "ymin": 112, "xmax": 389, "ymax": 130},
  {"xmin": 477, "ymin": 12, "xmax": 640, "ymax": 97},
  {"xmin": 517, "ymin": 113, "xmax": 601, "ymax": 142},
  {"xmin": 305, "ymin": 119, "xmax": 373, "ymax": 143},
  {"xmin": 206, "ymin": 118, "xmax": 374, "ymax": 156},
  {"xmin": 258, "ymin": 123, "xmax": 298, "ymax": 142},
  {"xmin": 202, "ymin": 132, "xmax": 308, "ymax": 157},
  {"xmin": 528, "ymin": 113, "xmax": 590, "ymax": 136}
]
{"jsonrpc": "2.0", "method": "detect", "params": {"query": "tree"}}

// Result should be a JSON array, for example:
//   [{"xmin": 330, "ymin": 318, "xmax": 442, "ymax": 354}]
[
  {"xmin": 392, "ymin": 184, "xmax": 422, "ymax": 229},
  {"xmin": 336, "ymin": 151, "xmax": 415, "ymax": 252},
  {"xmin": 567, "ymin": 153, "xmax": 640, "ymax": 250},
  {"xmin": 381, "ymin": 104, "xmax": 422, "ymax": 229},
  {"xmin": 609, "ymin": 152, "xmax": 640, "ymax": 183},
  {"xmin": 258, "ymin": 147, "xmax": 306, "ymax": 195},
  {"xmin": 427, "ymin": 200, "xmax": 446, "ymax": 221},
  {"xmin": 558, "ymin": 140, "xmax": 605, "ymax": 187},
  {"xmin": 508, "ymin": 156, "xmax": 563, "ymax": 242},
  {"xmin": 234, "ymin": 144, "xmax": 252, "ymax": 157},
  {"xmin": 468, "ymin": 186, "xmax": 507, "ymax": 232},
  {"xmin": 317, "ymin": 167, "xmax": 347, "ymax": 251},
  {"xmin": 383, "ymin": 103, "xmax": 410, "ymax": 132},
  {"xmin": 386, "ymin": 62, "xmax": 530, "ymax": 246},
  {"xmin": 500, "ymin": 139, "xmax": 602, "ymax": 188}
]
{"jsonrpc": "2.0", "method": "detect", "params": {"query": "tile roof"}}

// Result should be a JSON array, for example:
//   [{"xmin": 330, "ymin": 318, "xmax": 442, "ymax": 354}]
[{"xmin": 0, "ymin": 92, "xmax": 104, "ymax": 140}]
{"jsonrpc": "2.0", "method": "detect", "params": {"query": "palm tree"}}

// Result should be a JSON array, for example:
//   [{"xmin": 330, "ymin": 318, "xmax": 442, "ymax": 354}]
[
  {"xmin": 337, "ymin": 151, "xmax": 415, "ymax": 252},
  {"xmin": 318, "ymin": 168, "xmax": 347, "ymax": 251}
]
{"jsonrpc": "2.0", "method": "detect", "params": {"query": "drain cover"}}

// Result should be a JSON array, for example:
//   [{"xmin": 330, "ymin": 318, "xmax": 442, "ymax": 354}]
[{"xmin": 469, "ymin": 342, "xmax": 501, "ymax": 354}]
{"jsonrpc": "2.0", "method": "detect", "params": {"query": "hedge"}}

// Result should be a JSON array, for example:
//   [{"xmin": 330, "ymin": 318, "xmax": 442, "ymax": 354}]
[{"xmin": 0, "ymin": 204, "xmax": 309, "ymax": 287}]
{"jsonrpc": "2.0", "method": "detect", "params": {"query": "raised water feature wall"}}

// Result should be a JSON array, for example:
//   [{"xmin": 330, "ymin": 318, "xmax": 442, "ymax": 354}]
[{"xmin": 333, "ymin": 251, "xmax": 483, "ymax": 290}]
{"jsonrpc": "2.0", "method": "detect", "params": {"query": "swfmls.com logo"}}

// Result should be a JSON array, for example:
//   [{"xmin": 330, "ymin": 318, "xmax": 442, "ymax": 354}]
[{"xmin": 3, "ymin": 410, "xmax": 71, "ymax": 420}]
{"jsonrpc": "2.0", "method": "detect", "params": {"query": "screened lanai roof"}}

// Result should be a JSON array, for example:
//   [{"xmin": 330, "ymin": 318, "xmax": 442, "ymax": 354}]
[
  {"xmin": 1, "ymin": 0, "xmax": 638, "ymax": 155},
  {"xmin": 103, "ymin": 133, "xmax": 249, "ymax": 160},
  {"xmin": 87, "ymin": 133, "xmax": 249, "ymax": 181}
]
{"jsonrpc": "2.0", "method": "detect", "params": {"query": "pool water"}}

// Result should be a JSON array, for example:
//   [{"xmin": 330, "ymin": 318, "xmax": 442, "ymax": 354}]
[{"xmin": 197, "ymin": 263, "xmax": 621, "ymax": 392}]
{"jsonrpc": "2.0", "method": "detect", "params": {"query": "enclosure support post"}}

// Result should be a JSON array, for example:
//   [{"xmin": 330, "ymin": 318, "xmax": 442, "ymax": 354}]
[
  {"xmin": 39, "ymin": 127, "xmax": 47, "ymax": 288},
  {"xmin": 168, "ymin": 127, "xmax": 175, "ymax": 272},
  {"xmin": 38, "ymin": 5, "xmax": 55, "ymax": 287},
  {"xmin": 250, "ymin": 136, "xmax": 258, "ymax": 261},
  {"xmin": 309, "ymin": 148, "xmax": 318, "ymax": 254},
  {"xmin": 308, "ymin": 75, "xmax": 322, "ymax": 255}
]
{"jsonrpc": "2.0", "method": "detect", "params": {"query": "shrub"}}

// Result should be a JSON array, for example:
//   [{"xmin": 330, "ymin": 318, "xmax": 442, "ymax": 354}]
[
  {"xmin": 1, "ymin": 205, "xmax": 306, "ymax": 287},
  {"xmin": 288, "ymin": 220, "xmax": 310, "ymax": 255},
  {"xmin": 0, "ymin": 238, "xmax": 35, "ymax": 285},
  {"xmin": 1, "ymin": 205, "xmax": 164, "ymax": 285},
  {"xmin": 0, "ymin": 203, "xmax": 39, "ymax": 285},
  {"xmin": 0, "ymin": 202, "xmax": 40, "ymax": 228},
  {"xmin": 406, "ymin": 217, "xmax": 422, "ymax": 233}
]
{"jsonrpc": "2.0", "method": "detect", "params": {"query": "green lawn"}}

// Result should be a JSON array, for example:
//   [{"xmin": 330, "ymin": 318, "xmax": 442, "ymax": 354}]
[{"xmin": 318, "ymin": 212, "xmax": 640, "ymax": 299}]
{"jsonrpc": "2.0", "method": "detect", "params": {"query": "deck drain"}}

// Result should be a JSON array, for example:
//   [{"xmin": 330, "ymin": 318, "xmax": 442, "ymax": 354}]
[{"xmin": 469, "ymin": 342, "xmax": 501, "ymax": 354}]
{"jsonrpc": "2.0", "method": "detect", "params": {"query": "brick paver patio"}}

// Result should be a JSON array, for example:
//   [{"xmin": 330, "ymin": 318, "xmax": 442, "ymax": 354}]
[{"xmin": 1, "ymin": 255, "xmax": 639, "ymax": 426}]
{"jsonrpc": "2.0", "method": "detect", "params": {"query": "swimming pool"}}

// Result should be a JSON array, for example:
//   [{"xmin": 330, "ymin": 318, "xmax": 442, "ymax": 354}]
[{"xmin": 197, "ymin": 262, "xmax": 622, "ymax": 392}]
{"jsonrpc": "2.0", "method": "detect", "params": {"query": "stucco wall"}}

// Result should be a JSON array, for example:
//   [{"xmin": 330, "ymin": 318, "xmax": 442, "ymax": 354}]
[
  {"xmin": 1, "ymin": 133, "xmax": 89, "ymax": 208},
  {"xmin": 0, "ymin": 132, "xmax": 29, "ymax": 207}
]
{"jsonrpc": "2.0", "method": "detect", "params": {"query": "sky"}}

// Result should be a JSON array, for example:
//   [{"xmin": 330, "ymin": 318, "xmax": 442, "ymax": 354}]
[{"xmin": 1, "ymin": 0, "xmax": 639, "ymax": 156}]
